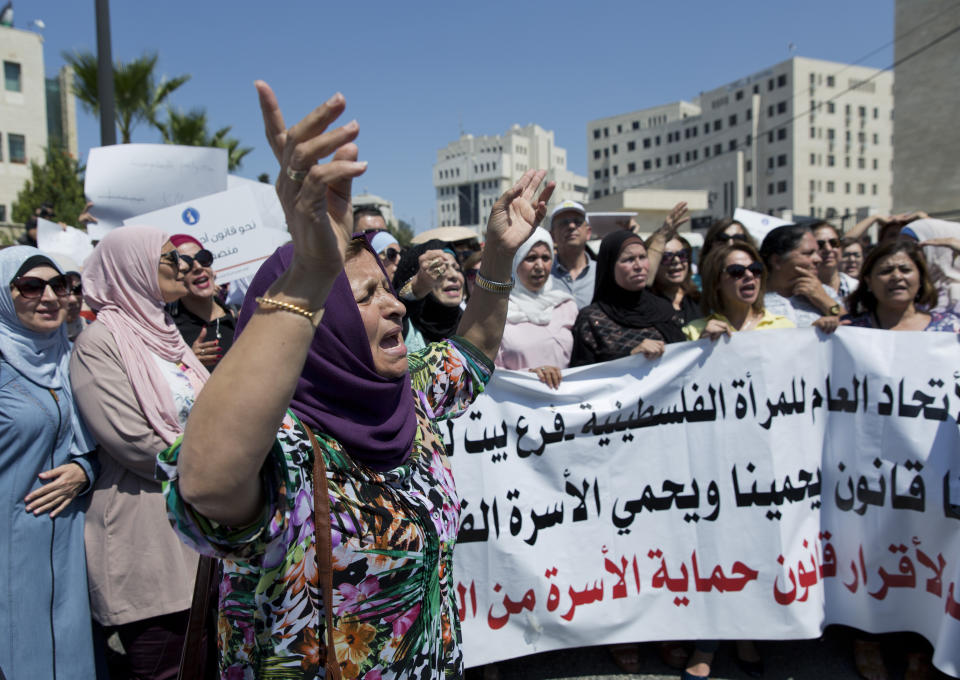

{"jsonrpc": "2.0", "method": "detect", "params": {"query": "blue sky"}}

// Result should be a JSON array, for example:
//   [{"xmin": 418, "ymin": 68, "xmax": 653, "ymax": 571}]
[{"xmin": 19, "ymin": 0, "xmax": 894, "ymax": 233}]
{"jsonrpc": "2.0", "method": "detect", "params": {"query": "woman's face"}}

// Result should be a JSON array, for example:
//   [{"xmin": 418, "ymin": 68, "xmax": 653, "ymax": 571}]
[
  {"xmin": 866, "ymin": 251, "xmax": 921, "ymax": 312},
  {"xmin": 516, "ymin": 243, "xmax": 552, "ymax": 293},
  {"xmin": 11, "ymin": 265, "xmax": 67, "ymax": 333},
  {"xmin": 718, "ymin": 250, "xmax": 761, "ymax": 309},
  {"xmin": 177, "ymin": 241, "xmax": 217, "ymax": 299},
  {"xmin": 841, "ymin": 242, "xmax": 863, "ymax": 276},
  {"xmin": 431, "ymin": 252, "xmax": 464, "ymax": 307},
  {"xmin": 344, "ymin": 250, "xmax": 408, "ymax": 379},
  {"xmin": 65, "ymin": 272, "xmax": 82, "ymax": 323},
  {"xmin": 613, "ymin": 240, "xmax": 649, "ymax": 292},
  {"xmin": 656, "ymin": 238, "xmax": 689, "ymax": 287},
  {"xmin": 158, "ymin": 241, "xmax": 190, "ymax": 303},
  {"xmin": 780, "ymin": 231, "xmax": 822, "ymax": 274},
  {"xmin": 813, "ymin": 225, "xmax": 841, "ymax": 270}
]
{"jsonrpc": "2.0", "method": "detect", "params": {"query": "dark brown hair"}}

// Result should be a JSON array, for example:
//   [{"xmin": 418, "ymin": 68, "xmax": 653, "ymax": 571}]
[
  {"xmin": 699, "ymin": 241, "xmax": 766, "ymax": 316},
  {"xmin": 698, "ymin": 218, "xmax": 758, "ymax": 270},
  {"xmin": 648, "ymin": 234, "xmax": 700, "ymax": 303},
  {"xmin": 845, "ymin": 240, "xmax": 938, "ymax": 316}
]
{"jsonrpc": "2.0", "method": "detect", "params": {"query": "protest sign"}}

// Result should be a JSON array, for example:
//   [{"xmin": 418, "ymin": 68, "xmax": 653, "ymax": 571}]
[
  {"xmin": 36, "ymin": 218, "xmax": 94, "ymax": 265},
  {"xmin": 449, "ymin": 328, "xmax": 960, "ymax": 676},
  {"xmin": 733, "ymin": 208, "xmax": 792, "ymax": 243},
  {"xmin": 84, "ymin": 144, "xmax": 228, "ymax": 232},
  {"xmin": 124, "ymin": 187, "xmax": 290, "ymax": 283},
  {"xmin": 227, "ymin": 174, "xmax": 286, "ymax": 232}
]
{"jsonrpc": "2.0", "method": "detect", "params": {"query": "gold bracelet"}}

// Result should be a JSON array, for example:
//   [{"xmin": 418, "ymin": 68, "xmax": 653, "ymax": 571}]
[
  {"xmin": 474, "ymin": 272, "xmax": 514, "ymax": 295},
  {"xmin": 255, "ymin": 296, "xmax": 323, "ymax": 327},
  {"xmin": 398, "ymin": 279, "xmax": 418, "ymax": 301}
]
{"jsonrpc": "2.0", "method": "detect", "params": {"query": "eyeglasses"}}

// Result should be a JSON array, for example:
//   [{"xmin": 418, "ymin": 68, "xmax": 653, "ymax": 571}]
[
  {"xmin": 662, "ymin": 250, "xmax": 689, "ymax": 264},
  {"xmin": 65, "ymin": 272, "xmax": 83, "ymax": 296},
  {"xmin": 841, "ymin": 251, "xmax": 863, "ymax": 260},
  {"xmin": 724, "ymin": 262, "xmax": 764, "ymax": 279},
  {"xmin": 817, "ymin": 238, "xmax": 840, "ymax": 250},
  {"xmin": 161, "ymin": 249, "xmax": 215, "ymax": 271},
  {"xmin": 382, "ymin": 248, "xmax": 401, "ymax": 262},
  {"xmin": 10, "ymin": 274, "xmax": 71, "ymax": 299},
  {"xmin": 553, "ymin": 215, "xmax": 585, "ymax": 229},
  {"xmin": 715, "ymin": 233, "xmax": 748, "ymax": 243}
]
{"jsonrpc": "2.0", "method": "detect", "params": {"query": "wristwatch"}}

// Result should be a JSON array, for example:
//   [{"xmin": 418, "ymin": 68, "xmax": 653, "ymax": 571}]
[{"xmin": 828, "ymin": 304, "xmax": 841, "ymax": 316}]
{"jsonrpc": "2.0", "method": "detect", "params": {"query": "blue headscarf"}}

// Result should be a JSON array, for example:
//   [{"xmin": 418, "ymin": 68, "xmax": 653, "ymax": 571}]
[{"xmin": 0, "ymin": 246, "xmax": 96, "ymax": 455}]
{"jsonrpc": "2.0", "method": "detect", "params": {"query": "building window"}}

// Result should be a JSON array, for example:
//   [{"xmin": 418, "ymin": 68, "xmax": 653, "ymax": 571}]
[
  {"xmin": 859, "ymin": 106, "xmax": 867, "ymax": 117},
  {"xmin": 8, "ymin": 134, "xmax": 26, "ymax": 163},
  {"xmin": 603, "ymin": 148, "xmax": 609, "ymax": 158},
  {"xmin": 827, "ymin": 75, "xmax": 835, "ymax": 87},
  {"xmin": 3, "ymin": 61, "xmax": 22, "ymax": 92},
  {"xmin": 729, "ymin": 140, "xmax": 737, "ymax": 151},
  {"xmin": 777, "ymin": 128, "xmax": 787, "ymax": 140},
  {"xmin": 714, "ymin": 119, "xmax": 722, "ymax": 131},
  {"xmin": 845, "ymin": 157, "xmax": 850, "ymax": 168},
  {"xmin": 746, "ymin": 133, "xmax": 752, "ymax": 146},
  {"xmin": 826, "ymin": 181, "xmax": 835, "ymax": 193},
  {"xmin": 768, "ymin": 105, "xmax": 775, "ymax": 117},
  {"xmin": 753, "ymin": 84, "xmax": 759, "ymax": 94},
  {"xmin": 643, "ymin": 159, "xmax": 652, "ymax": 170},
  {"xmin": 827, "ymin": 128, "xmax": 836, "ymax": 140},
  {"xmin": 593, "ymin": 170, "xmax": 602, "ymax": 179},
  {"xmin": 0, "ymin": 204, "xmax": 5, "ymax": 222},
  {"xmin": 768, "ymin": 157, "xmax": 775, "ymax": 170},
  {"xmin": 810, "ymin": 127, "xmax": 816, "ymax": 139},
  {"xmin": 857, "ymin": 183, "xmax": 865, "ymax": 194},
  {"xmin": 667, "ymin": 156, "xmax": 673, "ymax": 166},
  {"xmin": 593, "ymin": 150, "xmax": 601, "ymax": 160},
  {"xmin": 617, "ymin": 124, "xmax": 622, "ymax": 133},
  {"xmin": 827, "ymin": 155, "xmax": 835, "ymax": 167},
  {"xmin": 872, "ymin": 184, "xmax": 878, "ymax": 195},
  {"xmin": 704, "ymin": 146, "xmax": 711, "ymax": 158},
  {"xmin": 612, "ymin": 144, "xmax": 618, "ymax": 154},
  {"xmin": 745, "ymin": 185, "xmax": 752, "ymax": 197},
  {"xmin": 594, "ymin": 190, "xmax": 602, "ymax": 199},
  {"xmin": 685, "ymin": 151, "xmax": 691, "ymax": 162},
  {"xmin": 746, "ymin": 109, "xmax": 752, "ymax": 121},
  {"xmin": 628, "ymin": 162, "xmax": 636, "ymax": 173},
  {"xmin": 655, "ymin": 158, "xmax": 661, "ymax": 168},
  {"xmin": 603, "ymin": 168, "xmax": 609, "ymax": 177},
  {"xmin": 768, "ymin": 183, "xmax": 774, "ymax": 194},
  {"xmin": 632, "ymin": 121, "xmax": 640, "ymax": 130},
  {"xmin": 845, "ymin": 182, "xmax": 851, "ymax": 194},
  {"xmin": 593, "ymin": 129, "xmax": 601, "ymax": 139},
  {"xmin": 736, "ymin": 90, "xmax": 744, "ymax": 101},
  {"xmin": 777, "ymin": 180, "xmax": 787, "ymax": 193},
  {"xmin": 655, "ymin": 136, "xmax": 661, "ymax": 146},
  {"xmin": 858, "ymin": 157, "xmax": 866, "ymax": 169},
  {"xmin": 692, "ymin": 149, "xmax": 698, "ymax": 160},
  {"xmin": 768, "ymin": 79, "xmax": 775, "ymax": 91},
  {"xmin": 613, "ymin": 165, "xmax": 619, "ymax": 175},
  {"xmin": 714, "ymin": 143, "xmax": 722, "ymax": 155},
  {"xmin": 873, "ymin": 158, "xmax": 879, "ymax": 170},
  {"xmin": 768, "ymin": 131, "xmax": 774, "ymax": 143},
  {"xmin": 704, "ymin": 124, "xmax": 710, "ymax": 134},
  {"xmin": 777, "ymin": 154, "xmax": 787, "ymax": 167},
  {"xmin": 810, "ymin": 153, "xmax": 816, "ymax": 165},
  {"xmin": 729, "ymin": 114, "xmax": 737, "ymax": 126},
  {"xmin": 777, "ymin": 74, "xmax": 787, "ymax": 87},
  {"xmin": 604, "ymin": 127, "xmax": 609, "ymax": 137},
  {"xmin": 627, "ymin": 141, "xmax": 636, "ymax": 151},
  {"xmin": 777, "ymin": 101, "xmax": 787, "ymax": 114},
  {"xmin": 643, "ymin": 138, "xmax": 651, "ymax": 148},
  {"xmin": 827, "ymin": 102, "xmax": 835, "ymax": 113},
  {"xmin": 745, "ymin": 159, "xmax": 752, "ymax": 172}
]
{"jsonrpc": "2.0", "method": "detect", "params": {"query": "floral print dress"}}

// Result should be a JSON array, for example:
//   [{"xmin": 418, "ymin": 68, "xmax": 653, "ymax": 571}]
[{"xmin": 158, "ymin": 338, "xmax": 492, "ymax": 679}]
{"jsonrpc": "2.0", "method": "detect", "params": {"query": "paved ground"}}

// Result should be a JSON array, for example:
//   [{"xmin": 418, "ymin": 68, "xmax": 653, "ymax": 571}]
[{"xmin": 465, "ymin": 628, "xmax": 956, "ymax": 680}]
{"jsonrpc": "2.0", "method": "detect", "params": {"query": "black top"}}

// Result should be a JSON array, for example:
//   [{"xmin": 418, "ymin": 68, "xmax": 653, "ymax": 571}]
[{"xmin": 168, "ymin": 298, "xmax": 237, "ymax": 359}]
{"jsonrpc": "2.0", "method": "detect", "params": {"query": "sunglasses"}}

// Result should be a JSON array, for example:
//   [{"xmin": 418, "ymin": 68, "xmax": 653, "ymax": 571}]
[
  {"xmin": 716, "ymin": 233, "xmax": 748, "ymax": 243},
  {"xmin": 724, "ymin": 262, "xmax": 764, "ymax": 279},
  {"xmin": 553, "ymin": 216, "xmax": 585, "ymax": 229},
  {"xmin": 10, "ymin": 274, "xmax": 72, "ymax": 299},
  {"xmin": 817, "ymin": 238, "xmax": 840, "ymax": 250},
  {"xmin": 65, "ymin": 272, "xmax": 83, "ymax": 296},
  {"xmin": 841, "ymin": 251, "xmax": 863, "ymax": 260},
  {"xmin": 161, "ymin": 249, "xmax": 215, "ymax": 271},
  {"xmin": 662, "ymin": 250, "xmax": 689, "ymax": 264},
  {"xmin": 383, "ymin": 247, "xmax": 401, "ymax": 261}
]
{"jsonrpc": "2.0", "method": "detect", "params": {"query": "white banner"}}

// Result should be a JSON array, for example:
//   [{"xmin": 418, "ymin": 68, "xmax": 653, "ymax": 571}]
[
  {"xmin": 449, "ymin": 328, "xmax": 960, "ymax": 676},
  {"xmin": 124, "ymin": 188, "xmax": 290, "ymax": 283},
  {"xmin": 36, "ymin": 218, "xmax": 94, "ymax": 266}
]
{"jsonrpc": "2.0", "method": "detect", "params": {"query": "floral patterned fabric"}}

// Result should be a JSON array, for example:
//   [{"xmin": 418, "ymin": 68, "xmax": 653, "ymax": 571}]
[
  {"xmin": 844, "ymin": 309, "xmax": 960, "ymax": 332},
  {"xmin": 158, "ymin": 338, "xmax": 492, "ymax": 679}
]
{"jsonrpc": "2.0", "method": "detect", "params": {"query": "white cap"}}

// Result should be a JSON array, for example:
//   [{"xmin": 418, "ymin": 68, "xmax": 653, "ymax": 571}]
[{"xmin": 549, "ymin": 200, "xmax": 586, "ymax": 229}]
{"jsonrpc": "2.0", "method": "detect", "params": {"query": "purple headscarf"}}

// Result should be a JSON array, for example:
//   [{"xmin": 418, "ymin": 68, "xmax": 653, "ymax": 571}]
[{"xmin": 236, "ymin": 240, "xmax": 416, "ymax": 471}]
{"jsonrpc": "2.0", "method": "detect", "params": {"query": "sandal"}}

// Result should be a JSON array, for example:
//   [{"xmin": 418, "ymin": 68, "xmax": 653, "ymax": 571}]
[
  {"xmin": 853, "ymin": 639, "xmax": 887, "ymax": 680},
  {"xmin": 609, "ymin": 643, "xmax": 642, "ymax": 674}
]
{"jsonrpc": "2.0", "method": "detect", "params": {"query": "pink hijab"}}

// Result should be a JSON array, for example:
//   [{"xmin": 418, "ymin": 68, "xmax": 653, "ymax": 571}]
[{"xmin": 82, "ymin": 226, "xmax": 209, "ymax": 445}]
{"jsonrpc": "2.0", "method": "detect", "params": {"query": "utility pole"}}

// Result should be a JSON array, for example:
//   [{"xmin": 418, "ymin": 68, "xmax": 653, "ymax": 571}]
[{"xmin": 95, "ymin": 0, "xmax": 116, "ymax": 145}]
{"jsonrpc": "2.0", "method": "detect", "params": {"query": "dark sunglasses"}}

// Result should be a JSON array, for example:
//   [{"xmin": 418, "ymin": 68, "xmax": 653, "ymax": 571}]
[
  {"xmin": 161, "ymin": 249, "xmax": 215, "ymax": 271},
  {"xmin": 662, "ymin": 250, "xmax": 689, "ymax": 264},
  {"xmin": 724, "ymin": 262, "xmax": 764, "ymax": 279},
  {"xmin": 383, "ymin": 247, "xmax": 401, "ymax": 261},
  {"xmin": 65, "ymin": 272, "xmax": 83, "ymax": 296},
  {"xmin": 817, "ymin": 238, "xmax": 840, "ymax": 250},
  {"xmin": 716, "ymin": 233, "xmax": 748, "ymax": 243},
  {"xmin": 553, "ymin": 216, "xmax": 585, "ymax": 228},
  {"xmin": 10, "ymin": 274, "xmax": 71, "ymax": 299}
]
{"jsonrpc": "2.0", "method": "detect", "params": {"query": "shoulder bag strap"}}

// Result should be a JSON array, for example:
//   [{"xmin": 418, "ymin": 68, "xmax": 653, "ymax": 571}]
[
  {"xmin": 177, "ymin": 555, "xmax": 219, "ymax": 680},
  {"xmin": 305, "ymin": 424, "xmax": 342, "ymax": 680}
]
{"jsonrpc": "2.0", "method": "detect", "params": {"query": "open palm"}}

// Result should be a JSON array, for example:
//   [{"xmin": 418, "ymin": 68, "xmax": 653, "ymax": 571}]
[{"xmin": 485, "ymin": 170, "xmax": 554, "ymax": 253}]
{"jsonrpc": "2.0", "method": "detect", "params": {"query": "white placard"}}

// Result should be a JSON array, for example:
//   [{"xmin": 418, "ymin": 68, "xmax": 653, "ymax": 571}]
[
  {"xmin": 733, "ymin": 207, "xmax": 792, "ymax": 243},
  {"xmin": 227, "ymin": 174, "xmax": 286, "ymax": 233},
  {"xmin": 124, "ymin": 187, "xmax": 290, "ymax": 283},
  {"xmin": 84, "ymin": 144, "xmax": 228, "ymax": 231},
  {"xmin": 450, "ymin": 328, "xmax": 960, "ymax": 677},
  {"xmin": 36, "ymin": 217, "xmax": 94, "ymax": 266}
]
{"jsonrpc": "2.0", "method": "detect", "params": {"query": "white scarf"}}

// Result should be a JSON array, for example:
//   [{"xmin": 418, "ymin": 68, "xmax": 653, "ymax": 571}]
[{"xmin": 506, "ymin": 228, "xmax": 575, "ymax": 325}]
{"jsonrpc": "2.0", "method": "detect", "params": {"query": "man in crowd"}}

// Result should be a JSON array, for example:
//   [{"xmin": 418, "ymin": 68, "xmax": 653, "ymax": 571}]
[
  {"xmin": 550, "ymin": 200, "xmax": 596, "ymax": 308},
  {"xmin": 355, "ymin": 205, "xmax": 389, "ymax": 234}
]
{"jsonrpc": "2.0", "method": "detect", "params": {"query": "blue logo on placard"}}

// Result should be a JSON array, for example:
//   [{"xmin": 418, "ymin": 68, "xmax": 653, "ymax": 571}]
[{"xmin": 182, "ymin": 207, "xmax": 200, "ymax": 225}]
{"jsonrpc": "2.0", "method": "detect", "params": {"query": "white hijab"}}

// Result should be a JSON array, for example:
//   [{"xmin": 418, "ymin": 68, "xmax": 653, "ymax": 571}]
[
  {"xmin": 903, "ymin": 218, "xmax": 960, "ymax": 311},
  {"xmin": 507, "ymin": 227, "xmax": 575, "ymax": 325}
]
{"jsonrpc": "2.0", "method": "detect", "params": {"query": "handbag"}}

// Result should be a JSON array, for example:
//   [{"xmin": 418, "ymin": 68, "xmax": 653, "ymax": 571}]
[{"xmin": 177, "ymin": 423, "xmax": 340, "ymax": 680}]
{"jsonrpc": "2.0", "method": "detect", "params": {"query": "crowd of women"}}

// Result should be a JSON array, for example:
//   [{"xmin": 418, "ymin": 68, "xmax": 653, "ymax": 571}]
[{"xmin": 2, "ymin": 79, "xmax": 958, "ymax": 680}]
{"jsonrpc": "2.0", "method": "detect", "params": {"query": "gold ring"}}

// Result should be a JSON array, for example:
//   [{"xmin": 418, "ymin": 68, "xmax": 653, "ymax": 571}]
[{"xmin": 286, "ymin": 166, "xmax": 308, "ymax": 183}]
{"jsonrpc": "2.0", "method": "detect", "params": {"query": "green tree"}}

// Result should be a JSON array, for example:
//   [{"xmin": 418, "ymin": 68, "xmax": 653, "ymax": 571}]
[
  {"xmin": 12, "ymin": 148, "xmax": 87, "ymax": 226},
  {"xmin": 154, "ymin": 107, "xmax": 253, "ymax": 172},
  {"xmin": 389, "ymin": 219, "xmax": 415, "ymax": 247},
  {"xmin": 62, "ymin": 50, "xmax": 190, "ymax": 143}
]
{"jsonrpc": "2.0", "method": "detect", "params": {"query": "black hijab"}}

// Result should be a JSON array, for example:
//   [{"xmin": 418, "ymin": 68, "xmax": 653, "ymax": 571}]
[
  {"xmin": 392, "ymin": 239, "xmax": 463, "ymax": 344},
  {"xmin": 593, "ymin": 230, "xmax": 686, "ymax": 343}
]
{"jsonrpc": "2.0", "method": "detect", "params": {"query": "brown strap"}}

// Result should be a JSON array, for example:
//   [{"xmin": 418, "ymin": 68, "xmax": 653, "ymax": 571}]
[
  {"xmin": 177, "ymin": 555, "xmax": 218, "ymax": 680},
  {"xmin": 305, "ymin": 425, "xmax": 341, "ymax": 680}
]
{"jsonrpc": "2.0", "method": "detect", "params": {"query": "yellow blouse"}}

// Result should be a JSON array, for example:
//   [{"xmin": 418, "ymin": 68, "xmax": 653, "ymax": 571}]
[{"xmin": 682, "ymin": 309, "xmax": 795, "ymax": 340}]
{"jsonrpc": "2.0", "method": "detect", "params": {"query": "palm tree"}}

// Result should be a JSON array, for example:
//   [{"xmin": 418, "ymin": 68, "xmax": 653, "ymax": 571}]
[
  {"xmin": 62, "ymin": 50, "xmax": 190, "ymax": 143},
  {"xmin": 156, "ymin": 108, "xmax": 253, "ymax": 171}
]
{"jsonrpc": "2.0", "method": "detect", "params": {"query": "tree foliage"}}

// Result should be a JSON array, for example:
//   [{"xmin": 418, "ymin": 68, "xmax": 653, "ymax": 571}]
[
  {"xmin": 390, "ymin": 219, "xmax": 415, "ymax": 247},
  {"xmin": 12, "ymin": 148, "xmax": 87, "ymax": 226},
  {"xmin": 62, "ymin": 50, "xmax": 190, "ymax": 143},
  {"xmin": 154, "ymin": 108, "xmax": 253, "ymax": 171}
]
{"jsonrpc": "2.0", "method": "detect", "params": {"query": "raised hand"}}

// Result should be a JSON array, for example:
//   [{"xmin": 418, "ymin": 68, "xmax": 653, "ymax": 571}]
[
  {"xmin": 660, "ymin": 201, "xmax": 690, "ymax": 237},
  {"xmin": 485, "ymin": 170, "xmax": 554, "ymax": 257},
  {"xmin": 255, "ymin": 81, "xmax": 367, "ymax": 275}
]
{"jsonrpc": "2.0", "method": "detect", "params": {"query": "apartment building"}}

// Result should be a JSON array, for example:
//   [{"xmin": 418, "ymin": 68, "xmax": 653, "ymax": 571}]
[
  {"xmin": 587, "ymin": 57, "xmax": 893, "ymax": 229},
  {"xmin": 0, "ymin": 23, "xmax": 78, "ymax": 225},
  {"xmin": 434, "ymin": 124, "xmax": 588, "ymax": 236}
]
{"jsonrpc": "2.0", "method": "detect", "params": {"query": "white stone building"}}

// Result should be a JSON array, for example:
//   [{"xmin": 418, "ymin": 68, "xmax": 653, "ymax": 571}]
[
  {"xmin": 353, "ymin": 191, "xmax": 396, "ymax": 227},
  {"xmin": 433, "ymin": 124, "xmax": 588, "ymax": 237},
  {"xmin": 587, "ymin": 57, "xmax": 893, "ymax": 231},
  {"xmin": 0, "ymin": 23, "xmax": 78, "ymax": 226}
]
